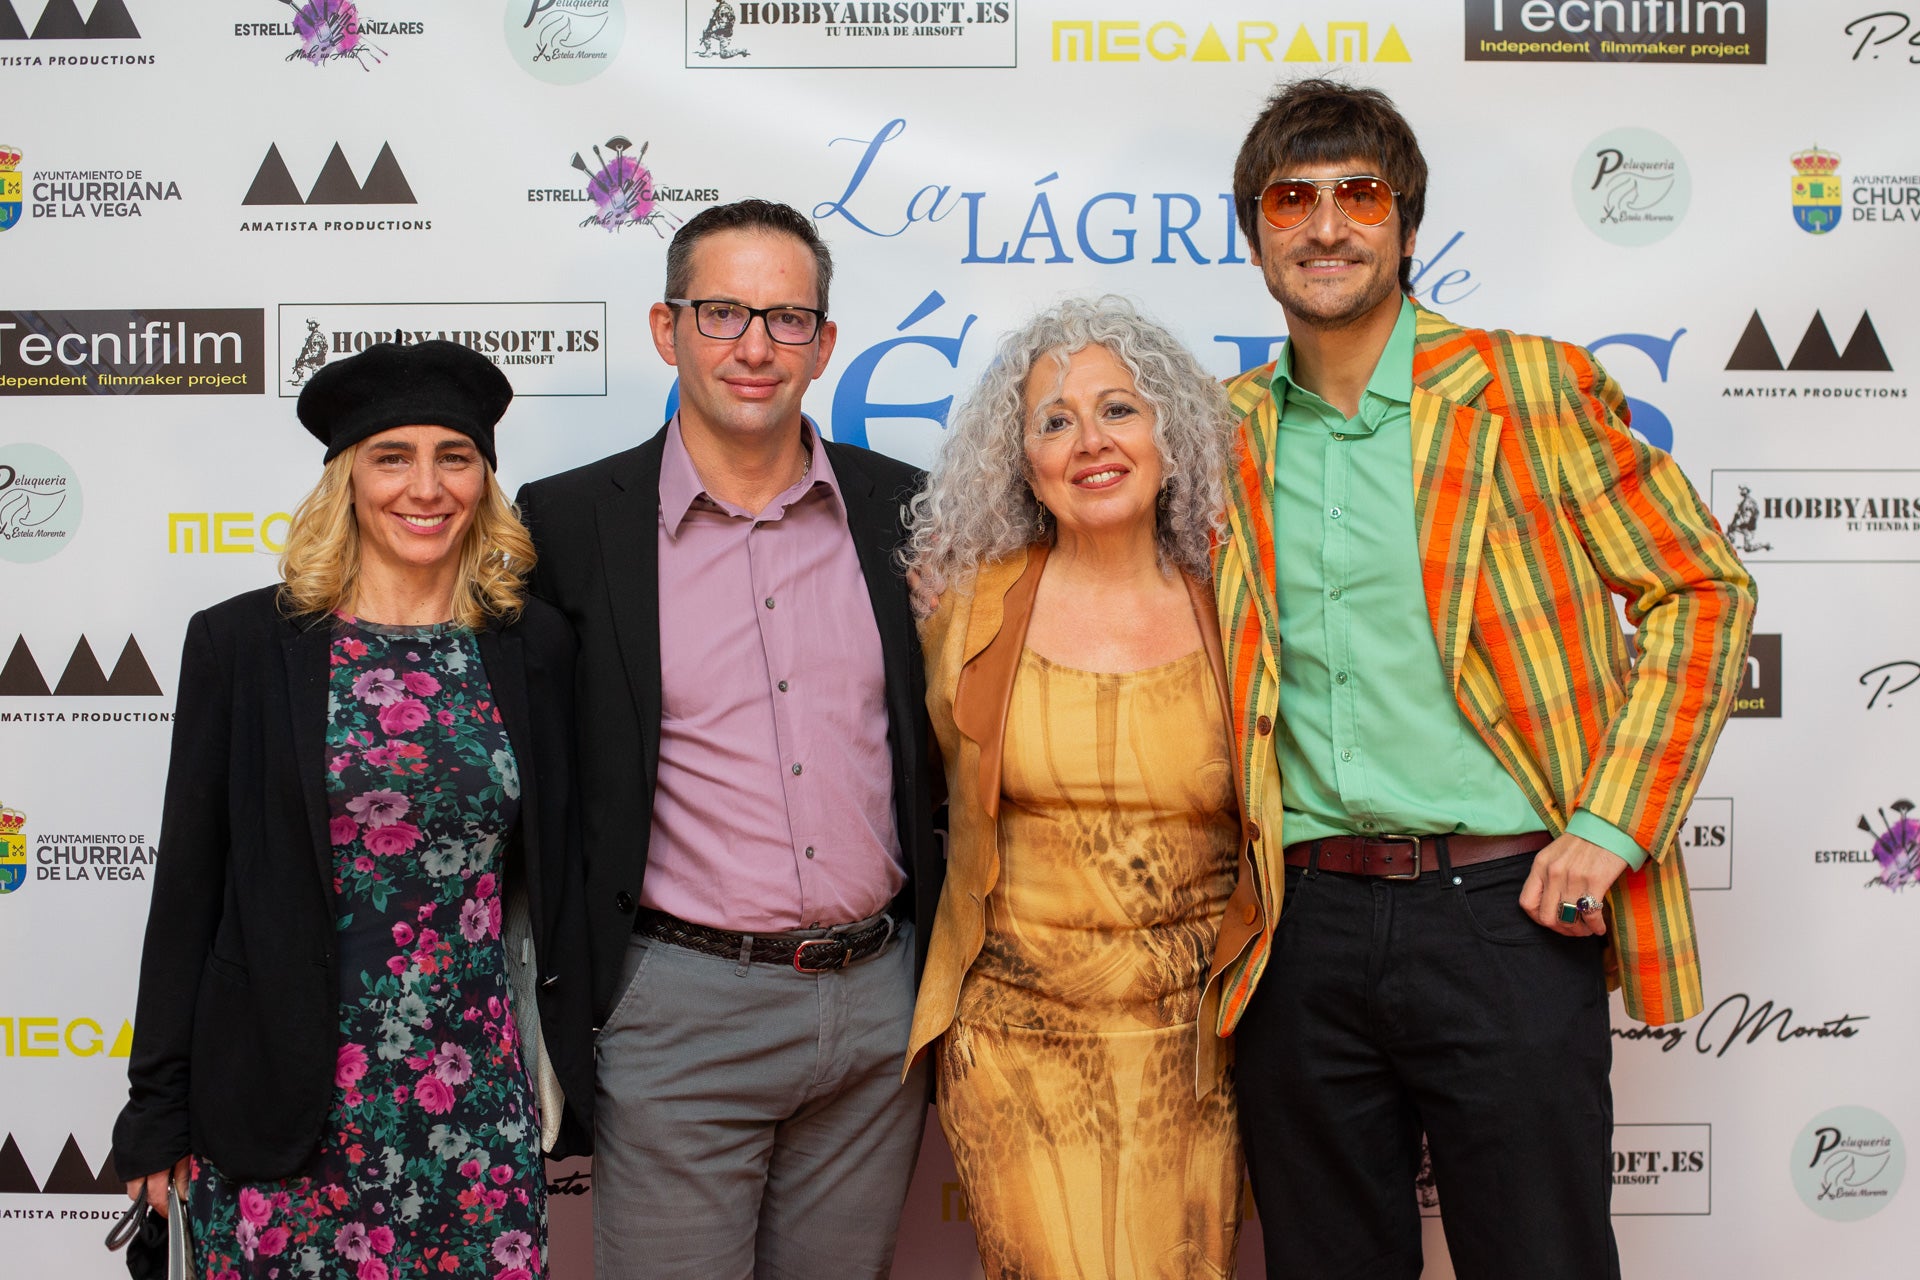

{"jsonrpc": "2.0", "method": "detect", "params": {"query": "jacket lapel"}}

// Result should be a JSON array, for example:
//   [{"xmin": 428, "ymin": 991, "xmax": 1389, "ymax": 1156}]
[
  {"xmin": 1409, "ymin": 304, "xmax": 1504, "ymax": 691},
  {"xmin": 282, "ymin": 618, "xmax": 338, "ymax": 909},
  {"xmin": 477, "ymin": 626, "xmax": 545, "ymax": 949},
  {"xmin": 595, "ymin": 431, "xmax": 666, "ymax": 784},
  {"xmin": 1221, "ymin": 367, "xmax": 1282, "ymax": 681},
  {"xmin": 951, "ymin": 545, "xmax": 1044, "ymax": 820},
  {"xmin": 828, "ymin": 442, "xmax": 917, "ymax": 747}
]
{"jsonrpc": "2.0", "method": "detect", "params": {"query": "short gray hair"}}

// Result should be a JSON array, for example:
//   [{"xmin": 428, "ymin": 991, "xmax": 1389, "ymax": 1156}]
[{"xmin": 903, "ymin": 296, "xmax": 1233, "ymax": 604}]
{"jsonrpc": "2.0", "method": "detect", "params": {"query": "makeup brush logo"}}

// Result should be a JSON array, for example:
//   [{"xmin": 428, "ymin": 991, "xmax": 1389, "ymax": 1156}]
[{"xmin": 568, "ymin": 137, "xmax": 682, "ymax": 236}]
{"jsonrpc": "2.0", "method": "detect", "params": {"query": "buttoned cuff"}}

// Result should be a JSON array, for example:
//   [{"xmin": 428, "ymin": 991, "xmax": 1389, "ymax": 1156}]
[{"xmin": 1567, "ymin": 809, "xmax": 1649, "ymax": 871}]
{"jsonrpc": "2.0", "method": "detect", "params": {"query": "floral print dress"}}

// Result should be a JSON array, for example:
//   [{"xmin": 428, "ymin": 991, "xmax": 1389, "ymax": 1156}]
[{"xmin": 188, "ymin": 619, "xmax": 546, "ymax": 1280}]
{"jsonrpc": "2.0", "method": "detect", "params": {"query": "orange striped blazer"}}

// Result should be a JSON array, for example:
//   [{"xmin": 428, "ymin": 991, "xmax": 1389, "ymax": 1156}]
[{"xmin": 1203, "ymin": 303, "xmax": 1756, "ymax": 1030}]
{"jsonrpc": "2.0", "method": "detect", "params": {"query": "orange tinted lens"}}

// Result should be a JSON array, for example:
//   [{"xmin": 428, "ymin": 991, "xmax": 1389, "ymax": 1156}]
[
  {"xmin": 1260, "ymin": 181, "xmax": 1320, "ymax": 229},
  {"xmin": 1333, "ymin": 178, "xmax": 1393, "ymax": 225}
]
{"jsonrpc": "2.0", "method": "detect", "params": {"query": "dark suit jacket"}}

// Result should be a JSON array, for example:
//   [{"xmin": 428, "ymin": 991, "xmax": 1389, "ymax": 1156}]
[
  {"xmin": 113, "ymin": 587, "xmax": 593, "ymax": 1183},
  {"xmin": 515, "ymin": 424, "xmax": 941, "ymax": 1027}
]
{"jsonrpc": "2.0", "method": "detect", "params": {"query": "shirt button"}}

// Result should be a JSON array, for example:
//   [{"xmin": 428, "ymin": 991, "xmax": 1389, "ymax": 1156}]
[
  {"xmin": 1328, "ymin": 587, "xmax": 1342, "ymax": 600},
  {"xmin": 1255, "ymin": 714, "xmax": 1272, "ymax": 736},
  {"xmin": 1361, "ymin": 820, "xmax": 1376, "ymax": 830},
  {"xmin": 1341, "ymin": 749, "xmax": 1353, "ymax": 762},
  {"xmin": 764, "ymin": 597, "xmax": 776, "ymax": 609},
  {"xmin": 1335, "ymin": 671, "xmax": 1348, "ymax": 684},
  {"xmin": 777, "ymin": 680, "xmax": 789, "ymax": 692},
  {"xmin": 792, "ymin": 763, "xmax": 803, "ymax": 776},
  {"xmin": 1331, "ymin": 432, "xmax": 1346, "ymax": 441},
  {"xmin": 805, "ymin": 846, "xmax": 816, "ymax": 859},
  {"xmin": 1329, "ymin": 507, "xmax": 1342, "ymax": 519}
]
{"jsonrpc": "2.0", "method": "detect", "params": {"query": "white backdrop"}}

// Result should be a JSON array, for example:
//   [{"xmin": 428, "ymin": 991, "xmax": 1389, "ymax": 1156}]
[{"xmin": 2, "ymin": 2, "xmax": 1916, "ymax": 1276}]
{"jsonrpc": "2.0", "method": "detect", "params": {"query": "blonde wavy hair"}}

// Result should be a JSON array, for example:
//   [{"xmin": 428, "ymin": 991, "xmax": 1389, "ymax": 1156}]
[{"xmin": 277, "ymin": 446, "xmax": 535, "ymax": 630}]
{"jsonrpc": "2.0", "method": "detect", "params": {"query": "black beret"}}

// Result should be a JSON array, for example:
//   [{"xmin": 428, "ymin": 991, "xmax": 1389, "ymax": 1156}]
[{"xmin": 297, "ymin": 340, "xmax": 513, "ymax": 469}]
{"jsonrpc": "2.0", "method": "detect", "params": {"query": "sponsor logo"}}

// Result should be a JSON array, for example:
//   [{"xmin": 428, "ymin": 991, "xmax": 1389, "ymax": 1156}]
[
  {"xmin": 1817, "ymin": 798, "xmax": 1920, "ymax": 891},
  {"xmin": 1791, "ymin": 1107, "xmax": 1905, "ymax": 1221},
  {"xmin": 0, "ymin": 0, "xmax": 135, "ymax": 37},
  {"xmin": 0, "ymin": 443, "xmax": 83, "ymax": 564},
  {"xmin": 1414, "ymin": 1126, "xmax": 1711, "ymax": 1215},
  {"xmin": 1722, "ymin": 308, "xmax": 1904, "ymax": 400},
  {"xmin": 1792, "ymin": 145, "xmax": 1843, "ymax": 234},
  {"xmin": 25, "ymin": 160, "xmax": 184, "ymax": 223},
  {"xmin": 1571, "ymin": 127, "xmax": 1689, "ymax": 246},
  {"xmin": 1728, "ymin": 632, "xmax": 1779, "ymax": 717},
  {"xmin": 536, "ymin": 136, "xmax": 700, "ymax": 235},
  {"xmin": 1052, "ymin": 16, "xmax": 1408, "ymax": 64},
  {"xmin": 0, "ymin": 799, "xmax": 157, "ymax": 890},
  {"xmin": 167, "ymin": 510, "xmax": 293, "ymax": 554},
  {"xmin": 240, "ymin": 141, "xmax": 430, "ymax": 233},
  {"xmin": 232, "ymin": 0, "xmax": 428, "ymax": 69},
  {"xmin": 0, "ymin": 145, "xmax": 19, "ymax": 230},
  {"xmin": 1678, "ymin": 796, "xmax": 1732, "ymax": 890},
  {"xmin": 0, "ymin": 1134, "xmax": 125, "ymax": 1201},
  {"xmin": 1463, "ymin": 0, "xmax": 1765, "ymax": 63},
  {"xmin": 1613, "ymin": 992, "xmax": 1868, "ymax": 1056},
  {"xmin": 1612, "ymin": 1125, "xmax": 1711, "ymax": 1214},
  {"xmin": 688, "ymin": 1, "xmax": 1018, "ymax": 69},
  {"xmin": 1862, "ymin": 660, "xmax": 1918, "ymax": 709},
  {"xmin": 276, "ymin": 303, "xmax": 607, "ymax": 396},
  {"xmin": 505, "ymin": 0, "xmax": 625, "ymax": 83},
  {"xmin": 1712, "ymin": 470, "xmax": 1920, "ymax": 563},
  {"xmin": 0, "ymin": 634, "xmax": 163, "ymax": 698},
  {"xmin": 1846, "ymin": 10, "xmax": 1920, "ymax": 62},
  {"xmin": 0, "ymin": 805, "xmax": 22, "ymax": 893},
  {"xmin": 0, "ymin": 309, "xmax": 264, "ymax": 395},
  {"xmin": 0, "ymin": 0, "xmax": 152, "ymax": 66},
  {"xmin": 0, "ymin": 1017, "xmax": 131, "ymax": 1057}
]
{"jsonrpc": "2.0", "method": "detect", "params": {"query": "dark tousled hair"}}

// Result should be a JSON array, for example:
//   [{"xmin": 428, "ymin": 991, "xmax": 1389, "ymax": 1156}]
[
  {"xmin": 1232, "ymin": 78, "xmax": 1429, "ymax": 293},
  {"xmin": 663, "ymin": 198, "xmax": 834, "ymax": 314}
]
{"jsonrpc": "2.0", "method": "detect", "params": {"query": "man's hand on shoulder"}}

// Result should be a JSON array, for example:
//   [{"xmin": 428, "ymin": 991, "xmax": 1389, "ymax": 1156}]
[{"xmin": 1518, "ymin": 833, "xmax": 1630, "ymax": 938}]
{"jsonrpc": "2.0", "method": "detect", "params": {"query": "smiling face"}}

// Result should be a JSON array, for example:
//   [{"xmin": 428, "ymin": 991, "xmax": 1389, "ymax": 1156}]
[
  {"xmin": 1250, "ymin": 156, "xmax": 1413, "ymax": 332},
  {"xmin": 349, "ymin": 425, "xmax": 485, "ymax": 581},
  {"xmin": 649, "ymin": 227, "xmax": 838, "ymax": 450},
  {"xmin": 1021, "ymin": 343, "xmax": 1164, "ymax": 546}
]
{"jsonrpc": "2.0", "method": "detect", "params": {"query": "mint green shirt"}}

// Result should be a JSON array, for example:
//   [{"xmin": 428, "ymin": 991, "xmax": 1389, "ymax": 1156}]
[{"xmin": 1270, "ymin": 298, "xmax": 1645, "ymax": 868}]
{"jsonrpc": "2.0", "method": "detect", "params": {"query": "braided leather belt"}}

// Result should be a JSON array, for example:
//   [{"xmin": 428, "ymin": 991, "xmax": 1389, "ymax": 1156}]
[
  {"xmin": 1282, "ymin": 831, "xmax": 1553, "ymax": 880},
  {"xmin": 636, "ymin": 909, "xmax": 896, "ymax": 973}
]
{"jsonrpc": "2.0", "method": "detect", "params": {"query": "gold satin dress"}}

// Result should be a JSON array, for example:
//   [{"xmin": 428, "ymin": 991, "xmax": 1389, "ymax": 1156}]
[{"xmin": 938, "ymin": 646, "xmax": 1242, "ymax": 1279}]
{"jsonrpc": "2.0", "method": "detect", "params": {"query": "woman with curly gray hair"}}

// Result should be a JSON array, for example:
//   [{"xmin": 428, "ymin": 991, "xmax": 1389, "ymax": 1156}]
[{"xmin": 901, "ymin": 296, "xmax": 1245, "ymax": 1276}]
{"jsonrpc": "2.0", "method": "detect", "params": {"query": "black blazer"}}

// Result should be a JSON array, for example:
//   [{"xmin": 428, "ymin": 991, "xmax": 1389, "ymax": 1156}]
[
  {"xmin": 516, "ymin": 425, "xmax": 941, "ymax": 1026},
  {"xmin": 113, "ymin": 587, "xmax": 593, "ymax": 1183}
]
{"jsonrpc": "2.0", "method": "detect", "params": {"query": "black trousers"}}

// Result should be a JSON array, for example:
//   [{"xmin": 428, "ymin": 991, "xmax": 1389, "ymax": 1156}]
[{"xmin": 1236, "ymin": 848, "xmax": 1620, "ymax": 1280}]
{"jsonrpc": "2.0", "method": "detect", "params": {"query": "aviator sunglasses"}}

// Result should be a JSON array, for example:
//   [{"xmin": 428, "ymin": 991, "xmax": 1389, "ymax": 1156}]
[{"xmin": 1259, "ymin": 175, "xmax": 1398, "ymax": 230}]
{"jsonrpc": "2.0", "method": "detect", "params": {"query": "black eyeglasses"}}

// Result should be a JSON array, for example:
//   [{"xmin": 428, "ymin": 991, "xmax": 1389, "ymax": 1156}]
[{"xmin": 666, "ymin": 298, "xmax": 825, "ymax": 345}]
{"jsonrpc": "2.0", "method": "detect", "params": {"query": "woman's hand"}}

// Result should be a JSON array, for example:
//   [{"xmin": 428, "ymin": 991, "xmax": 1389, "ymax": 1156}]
[{"xmin": 125, "ymin": 1156, "xmax": 190, "ymax": 1216}]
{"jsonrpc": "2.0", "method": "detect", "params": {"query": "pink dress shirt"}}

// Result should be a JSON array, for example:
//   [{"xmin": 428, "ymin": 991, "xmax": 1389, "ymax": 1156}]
[{"xmin": 641, "ymin": 417, "xmax": 904, "ymax": 933}]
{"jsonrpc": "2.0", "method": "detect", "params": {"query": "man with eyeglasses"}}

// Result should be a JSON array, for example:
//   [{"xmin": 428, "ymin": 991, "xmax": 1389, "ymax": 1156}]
[
  {"xmin": 515, "ymin": 198, "xmax": 938, "ymax": 1279},
  {"xmin": 1203, "ymin": 79, "xmax": 1754, "ymax": 1279}
]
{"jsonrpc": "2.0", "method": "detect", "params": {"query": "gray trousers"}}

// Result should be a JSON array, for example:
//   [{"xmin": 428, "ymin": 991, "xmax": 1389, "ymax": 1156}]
[{"xmin": 593, "ymin": 920, "xmax": 928, "ymax": 1280}]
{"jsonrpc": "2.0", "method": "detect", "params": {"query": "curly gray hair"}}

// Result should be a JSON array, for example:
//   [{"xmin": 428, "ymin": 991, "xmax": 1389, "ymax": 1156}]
[{"xmin": 903, "ymin": 295, "xmax": 1234, "ymax": 605}]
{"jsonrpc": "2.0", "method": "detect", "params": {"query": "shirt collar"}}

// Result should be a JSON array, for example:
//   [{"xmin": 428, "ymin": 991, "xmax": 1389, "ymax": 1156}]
[
  {"xmin": 660, "ymin": 414, "xmax": 841, "ymax": 536},
  {"xmin": 1271, "ymin": 295, "xmax": 1417, "ymax": 430}
]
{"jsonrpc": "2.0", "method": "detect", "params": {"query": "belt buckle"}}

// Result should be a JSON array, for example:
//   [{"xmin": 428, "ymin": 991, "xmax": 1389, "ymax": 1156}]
[
  {"xmin": 792, "ymin": 937, "xmax": 849, "ymax": 974},
  {"xmin": 1377, "ymin": 833, "xmax": 1424, "ymax": 881}
]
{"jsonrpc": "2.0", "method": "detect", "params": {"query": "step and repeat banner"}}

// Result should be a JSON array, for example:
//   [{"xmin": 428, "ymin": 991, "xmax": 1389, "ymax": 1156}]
[{"xmin": 2, "ymin": 2, "xmax": 1915, "ymax": 1276}]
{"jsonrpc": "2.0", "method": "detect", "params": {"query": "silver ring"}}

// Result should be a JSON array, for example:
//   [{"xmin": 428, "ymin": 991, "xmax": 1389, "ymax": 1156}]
[{"xmin": 1575, "ymin": 894, "xmax": 1603, "ymax": 915}]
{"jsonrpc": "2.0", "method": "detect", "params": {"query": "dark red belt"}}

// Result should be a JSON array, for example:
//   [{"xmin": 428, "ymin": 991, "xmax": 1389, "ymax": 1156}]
[
  {"xmin": 1282, "ymin": 831, "xmax": 1553, "ymax": 879},
  {"xmin": 636, "ymin": 909, "xmax": 896, "ymax": 973}
]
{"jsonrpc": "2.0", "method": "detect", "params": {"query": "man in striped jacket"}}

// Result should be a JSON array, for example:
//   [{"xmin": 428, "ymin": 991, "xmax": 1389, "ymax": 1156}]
[{"xmin": 1205, "ymin": 80, "xmax": 1755, "ymax": 1280}]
